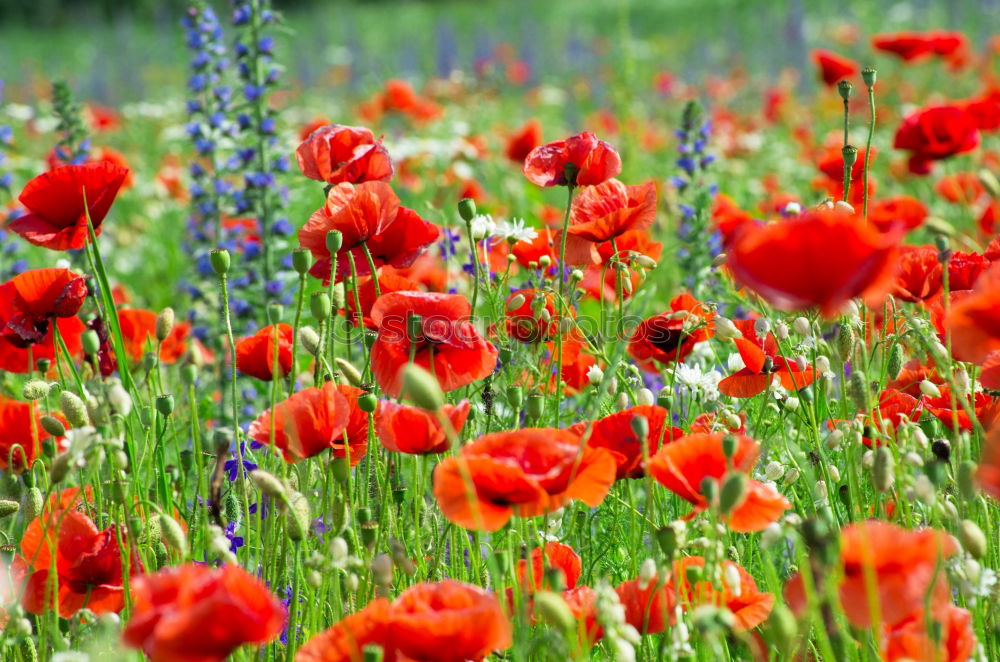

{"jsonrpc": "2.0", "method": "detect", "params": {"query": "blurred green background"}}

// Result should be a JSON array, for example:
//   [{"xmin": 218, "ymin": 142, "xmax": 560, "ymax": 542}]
[{"xmin": 1, "ymin": 0, "xmax": 997, "ymax": 105}]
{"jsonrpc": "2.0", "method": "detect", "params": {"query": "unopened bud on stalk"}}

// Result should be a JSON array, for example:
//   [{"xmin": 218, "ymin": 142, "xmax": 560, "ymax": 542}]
[
  {"xmin": 630, "ymin": 415, "xmax": 649, "ymax": 441},
  {"xmin": 40, "ymin": 415, "xmax": 66, "ymax": 438},
  {"xmin": 754, "ymin": 318, "xmax": 770, "ymax": 338},
  {"xmin": 958, "ymin": 520, "xmax": 987, "ymax": 559},
  {"xmin": 958, "ymin": 460, "xmax": 978, "ymax": 501},
  {"xmin": 156, "ymin": 307, "xmax": 175, "ymax": 342},
  {"xmin": 538, "ymin": 255, "xmax": 552, "ymax": 268},
  {"xmin": 978, "ymin": 168, "xmax": 1000, "ymax": 199},
  {"xmin": 848, "ymin": 371, "xmax": 871, "ymax": 413},
  {"xmin": 251, "ymin": 470, "xmax": 287, "ymax": 500},
  {"xmin": 50, "ymin": 452, "xmax": 73, "ymax": 484},
  {"xmin": 636, "ymin": 388, "xmax": 655, "ymax": 407},
  {"xmin": 711, "ymin": 253, "xmax": 728, "ymax": 268},
  {"xmin": 0, "ymin": 499, "xmax": 19, "ymax": 519},
  {"xmin": 887, "ymin": 344, "xmax": 904, "ymax": 380},
  {"xmin": 267, "ymin": 302, "xmax": 284, "ymax": 325},
  {"xmin": 634, "ymin": 255, "xmax": 657, "ymax": 269},
  {"xmin": 299, "ymin": 326, "xmax": 320, "ymax": 356},
  {"xmin": 719, "ymin": 473, "xmax": 748, "ymax": 514},
  {"xmin": 335, "ymin": 358, "xmax": 362, "ymax": 386},
  {"xmin": 286, "ymin": 491, "xmax": 311, "ymax": 542},
  {"xmin": 873, "ymin": 447, "xmax": 895, "ymax": 493},
  {"xmin": 792, "ymin": 317, "xmax": 811, "ymax": 337},
  {"xmin": 60, "ymin": 390, "xmax": 89, "ymax": 427},
  {"xmin": 505, "ymin": 294, "xmax": 525, "ymax": 312},
  {"xmin": 108, "ymin": 383, "xmax": 132, "ymax": 416},
  {"xmin": 835, "ymin": 321, "xmax": 854, "ymax": 361},
  {"xmin": 714, "ymin": 317, "xmax": 741, "ymax": 341},
  {"xmin": 23, "ymin": 488, "xmax": 43, "ymax": 520},
  {"xmin": 400, "ymin": 364, "xmax": 444, "ymax": 411},
  {"xmin": 210, "ymin": 249, "xmax": 231, "ymax": 275},
  {"xmin": 310, "ymin": 292, "xmax": 331, "ymax": 321},
  {"xmin": 22, "ymin": 380, "xmax": 50, "ymax": 401},
  {"xmin": 773, "ymin": 322, "xmax": 789, "ymax": 341},
  {"xmin": 82, "ymin": 329, "xmax": 101, "ymax": 356},
  {"xmin": 834, "ymin": 200, "xmax": 855, "ymax": 213},
  {"xmin": 700, "ymin": 477, "xmax": 719, "ymax": 508},
  {"xmin": 159, "ymin": 513, "xmax": 189, "ymax": 555},
  {"xmin": 326, "ymin": 230, "xmax": 344, "ymax": 253},
  {"xmin": 919, "ymin": 380, "xmax": 941, "ymax": 399},
  {"xmin": 457, "ymin": 198, "xmax": 477, "ymax": 222}
]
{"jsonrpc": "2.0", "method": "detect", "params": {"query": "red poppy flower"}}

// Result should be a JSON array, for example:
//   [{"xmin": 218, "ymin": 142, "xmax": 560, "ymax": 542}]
[
  {"xmin": 672, "ymin": 556, "xmax": 774, "ymax": 631},
  {"xmin": 9, "ymin": 162, "xmax": 128, "ymax": 251},
  {"xmin": 648, "ymin": 433, "xmax": 789, "ymax": 532},
  {"xmin": 567, "ymin": 179, "xmax": 657, "ymax": 243},
  {"xmin": 628, "ymin": 293, "xmax": 714, "ymax": 370},
  {"xmin": 947, "ymin": 251, "xmax": 989, "ymax": 291},
  {"xmin": 0, "ymin": 316, "xmax": 84, "ymax": 374},
  {"xmin": 976, "ymin": 425, "xmax": 1000, "ymax": 501},
  {"xmin": 872, "ymin": 32, "xmax": 936, "ymax": 61},
  {"xmin": 718, "ymin": 320, "xmax": 815, "ymax": 398},
  {"xmin": 0, "ymin": 396, "xmax": 65, "ymax": 471},
  {"xmin": 960, "ymin": 95, "xmax": 1000, "ymax": 132},
  {"xmin": 784, "ymin": 521, "xmax": 957, "ymax": 628},
  {"xmin": 123, "ymin": 564, "xmax": 286, "ymax": 662},
  {"xmin": 863, "ymin": 389, "xmax": 923, "ymax": 447},
  {"xmin": 936, "ymin": 173, "xmax": 986, "ymax": 205},
  {"xmin": 711, "ymin": 194, "xmax": 760, "ymax": 249},
  {"xmin": 0, "ymin": 268, "xmax": 86, "ymax": 349},
  {"xmin": 881, "ymin": 604, "xmax": 976, "ymax": 662},
  {"xmin": 813, "ymin": 145, "xmax": 876, "ymax": 205},
  {"xmin": 922, "ymin": 385, "xmax": 1000, "ymax": 432},
  {"xmin": 377, "ymin": 399, "xmax": 469, "ymax": 455},
  {"xmin": 573, "ymin": 405, "xmax": 684, "ymax": 479},
  {"xmin": 523, "ymin": 132, "xmax": 621, "ymax": 187},
  {"xmin": 21, "ymin": 507, "xmax": 131, "ymax": 618},
  {"xmin": 236, "ymin": 324, "xmax": 293, "ymax": 381},
  {"xmin": 389, "ymin": 580, "xmax": 512, "ymax": 661},
  {"xmin": 296, "ymin": 598, "xmax": 393, "ymax": 662},
  {"xmin": 433, "ymin": 428, "xmax": 616, "ymax": 532},
  {"xmin": 344, "ymin": 267, "xmax": 417, "ymax": 329},
  {"xmin": 118, "ymin": 310, "xmax": 198, "ymax": 364},
  {"xmin": 868, "ymin": 196, "xmax": 928, "ymax": 234},
  {"xmin": 514, "ymin": 542, "xmax": 582, "ymax": 593},
  {"xmin": 892, "ymin": 245, "xmax": 943, "ymax": 302},
  {"xmin": 370, "ymin": 291, "xmax": 497, "ymax": 398},
  {"xmin": 296, "ymin": 124, "xmax": 394, "ymax": 185},
  {"xmin": 504, "ymin": 289, "xmax": 561, "ymax": 343},
  {"xmin": 893, "ymin": 106, "xmax": 980, "ymax": 175},
  {"xmin": 247, "ymin": 382, "xmax": 352, "ymax": 463},
  {"xmin": 506, "ymin": 119, "xmax": 542, "ymax": 163},
  {"xmin": 512, "ymin": 226, "xmax": 558, "ymax": 267},
  {"xmin": 726, "ymin": 208, "xmax": 899, "ymax": 318},
  {"xmin": 812, "ymin": 49, "xmax": 859, "ymax": 86},
  {"xmin": 615, "ymin": 573, "xmax": 677, "ymax": 635},
  {"xmin": 946, "ymin": 263, "xmax": 1000, "ymax": 363},
  {"xmin": 581, "ymin": 228, "xmax": 663, "ymax": 304},
  {"xmin": 300, "ymin": 181, "xmax": 400, "ymax": 252},
  {"xmin": 549, "ymin": 331, "xmax": 600, "ymax": 395}
]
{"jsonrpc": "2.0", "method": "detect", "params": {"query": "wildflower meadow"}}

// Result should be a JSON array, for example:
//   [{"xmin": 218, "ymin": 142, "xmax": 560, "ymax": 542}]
[{"xmin": 1, "ymin": 1, "xmax": 1000, "ymax": 660}]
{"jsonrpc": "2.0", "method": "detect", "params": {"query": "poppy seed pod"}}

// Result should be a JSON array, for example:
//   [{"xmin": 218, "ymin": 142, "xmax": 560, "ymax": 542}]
[
  {"xmin": 358, "ymin": 392, "xmax": 378, "ymax": 413},
  {"xmin": 325, "ymin": 230, "xmax": 344, "ymax": 253},
  {"xmin": 526, "ymin": 393, "xmax": 544, "ymax": 419},
  {"xmin": 155, "ymin": 394, "xmax": 175, "ymax": 417},
  {"xmin": 310, "ymin": 292, "xmax": 331, "ymax": 321},
  {"xmin": 59, "ymin": 390, "xmax": 89, "ymax": 427},
  {"xmin": 861, "ymin": 67, "xmax": 876, "ymax": 88},
  {"xmin": 266, "ymin": 302, "xmax": 283, "ymax": 325},
  {"xmin": 209, "ymin": 249, "xmax": 230, "ymax": 275},
  {"xmin": 400, "ymin": 364, "xmax": 444, "ymax": 411},
  {"xmin": 50, "ymin": 452, "xmax": 73, "ymax": 484},
  {"xmin": 292, "ymin": 248, "xmax": 312, "ymax": 275},
  {"xmin": 506, "ymin": 386, "xmax": 523, "ymax": 409},
  {"xmin": 837, "ymin": 80, "xmax": 853, "ymax": 101},
  {"xmin": 155, "ymin": 307, "xmax": 175, "ymax": 342},
  {"xmin": 458, "ymin": 198, "xmax": 477, "ymax": 222}
]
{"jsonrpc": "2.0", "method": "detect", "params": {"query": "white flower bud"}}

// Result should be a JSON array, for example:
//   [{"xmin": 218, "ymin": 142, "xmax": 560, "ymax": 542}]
[
  {"xmin": 783, "ymin": 201, "xmax": 802, "ymax": 216},
  {"xmin": 920, "ymin": 380, "xmax": 942, "ymax": 399},
  {"xmin": 862, "ymin": 450, "xmax": 875, "ymax": 467},
  {"xmin": 636, "ymin": 388, "xmax": 655, "ymax": 407},
  {"xmin": 828, "ymin": 465, "xmax": 841, "ymax": 483},
  {"xmin": 785, "ymin": 396, "xmax": 800, "ymax": 411},
  {"xmin": 754, "ymin": 318, "xmax": 770, "ymax": 338},
  {"xmin": 793, "ymin": 317, "xmax": 811, "ymax": 337},
  {"xmin": 723, "ymin": 563, "xmax": 742, "ymax": 597},
  {"xmin": 616, "ymin": 392, "xmax": 630, "ymax": 411},
  {"xmin": 774, "ymin": 322, "xmax": 789, "ymax": 341},
  {"xmin": 783, "ymin": 468, "xmax": 800, "ymax": 484},
  {"xmin": 587, "ymin": 364, "xmax": 604, "ymax": 386},
  {"xmin": 638, "ymin": 558, "xmax": 657, "ymax": 589},
  {"xmin": 815, "ymin": 355, "xmax": 831, "ymax": 374},
  {"xmin": 834, "ymin": 201, "xmax": 855, "ymax": 213},
  {"xmin": 714, "ymin": 317, "xmax": 742, "ymax": 341}
]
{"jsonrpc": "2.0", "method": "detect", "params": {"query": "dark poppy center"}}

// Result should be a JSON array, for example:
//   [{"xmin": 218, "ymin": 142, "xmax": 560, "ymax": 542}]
[{"xmin": 649, "ymin": 326, "xmax": 685, "ymax": 354}]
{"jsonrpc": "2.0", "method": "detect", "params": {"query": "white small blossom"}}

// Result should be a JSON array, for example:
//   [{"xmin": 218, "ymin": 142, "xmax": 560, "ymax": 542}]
[
  {"xmin": 468, "ymin": 214, "xmax": 496, "ymax": 240},
  {"xmin": 587, "ymin": 365, "xmax": 604, "ymax": 386},
  {"xmin": 494, "ymin": 217, "xmax": 537, "ymax": 243}
]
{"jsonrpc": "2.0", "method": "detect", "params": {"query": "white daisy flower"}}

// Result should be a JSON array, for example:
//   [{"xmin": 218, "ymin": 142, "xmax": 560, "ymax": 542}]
[{"xmin": 494, "ymin": 217, "xmax": 537, "ymax": 243}]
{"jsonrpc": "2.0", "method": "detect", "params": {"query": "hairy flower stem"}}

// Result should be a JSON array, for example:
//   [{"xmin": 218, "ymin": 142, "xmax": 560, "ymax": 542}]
[{"xmin": 863, "ymin": 84, "xmax": 876, "ymax": 219}]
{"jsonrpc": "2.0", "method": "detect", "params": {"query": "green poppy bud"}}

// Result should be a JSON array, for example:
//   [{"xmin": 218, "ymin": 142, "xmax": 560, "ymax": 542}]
[
  {"xmin": 159, "ymin": 513, "xmax": 189, "ymax": 556},
  {"xmin": 155, "ymin": 394, "xmax": 175, "ymax": 417},
  {"xmin": 23, "ymin": 487, "xmax": 43, "ymax": 521},
  {"xmin": 156, "ymin": 307, "xmax": 175, "ymax": 342},
  {"xmin": 251, "ymin": 470, "xmax": 288, "ymax": 500},
  {"xmin": 267, "ymin": 302, "xmax": 284, "ymax": 325},
  {"xmin": 40, "ymin": 415, "xmax": 66, "ymax": 437},
  {"xmin": 335, "ymin": 358, "xmax": 363, "ymax": 386},
  {"xmin": 299, "ymin": 326, "xmax": 321, "ymax": 356},
  {"xmin": 719, "ymin": 472, "xmax": 748, "ymax": 514},
  {"xmin": 400, "ymin": 364, "xmax": 444, "ymax": 411},
  {"xmin": 457, "ymin": 198, "xmax": 477, "ymax": 222},
  {"xmin": 506, "ymin": 386, "xmax": 523, "ymax": 409},
  {"xmin": 848, "ymin": 371, "xmax": 870, "ymax": 413},
  {"xmin": 526, "ymin": 393, "xmax": 544, "ymax": 420},
  {"xmin": 210, "ymin": 249, "xmax": 231, "ymax": 275},
  {"xmin": 958, "ymin": 519, "xmax": 987, "ymax": 559},
  {"xmin": 630, "ymin": 414, "xmax": 649, "ymax": 441},
  {"xmin": 60, "ymin": 390, "xmax": 89, "ymax": 427},
  {"xmin": 286, "ymin": 491, "xmax": 311, "ymax": 542},
  {"xmin": 873, "ymin": 446, "xmax": 895, "ymax": 493},
  {"xmin": 957, "ymin": 460, "xmax": 978, "ymax": 502},
  {"xmin": 0, "ymin": 499, "xmax": 19, "ymax": 519},
  {"xmin": 534, "ymin": 590, "xmax": 577, "ymax": 633},
  {"xmin": 310, "ymin": 292, "xmax": 331, "ymax": 321},
  {"xmin": 22, "ymin": 380, "xmax": 50, "ymax": 401},
  {"xmin": 81, "ymin": 329, "xmax": 101, "ymax": 356}
]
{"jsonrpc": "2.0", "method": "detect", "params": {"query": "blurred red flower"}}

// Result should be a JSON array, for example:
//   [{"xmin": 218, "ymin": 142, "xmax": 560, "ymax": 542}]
[
  {"xmin": 812, "ymin": 49, "xmax": 858, "ymax": 86},
  {"xmin": 718, "ymin": 319, "xmax": 815, "ymax": 398},
  {"xmin": 0, "ymin": 395, "xmax": 65, "ymax": 471},
  {"xmin": 236, "ymin": 324, "xmax": 294, "ymax": 381},
  {"xmin": 295, "ymin": 124, "xmax": 393, "ymax": 185},
  {"xmin": 893, "ymin": 106, "xmax": 979, "ymax": 175},
  {"xmin": 506, "ymin": 118, "xmax": 543, "ymax": 163}
]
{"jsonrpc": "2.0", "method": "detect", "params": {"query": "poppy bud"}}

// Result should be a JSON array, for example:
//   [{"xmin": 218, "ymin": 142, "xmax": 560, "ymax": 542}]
[
  {"xmin": 300, "ymin": 326, "xmax": 321, "ymax": 356},
  {"xmin": 835, "ymin": 321, "xmax": 854, "ymax": 361},
  {"xmin": 861, "ymin": 67, "xmax": 877, "ymax": 88},
  {"xmin": 310, "ymin": 292, "xmax": 331, "ymax": 321},
  {"xmin": 358, "ymin": 392, "xmax": 378, "ymax": 413},
  {"xmin": 154, "ymin": 307, "xmax": 175, "ymax": 342},
  {"xmin": 155, "ymin": 394, "xmax": 174, "ymax": 417},
  {"xmin": 630, "ymin": 415, "xmax": 649, "ymax": 441},
  {"xmin": 326, "ymin": 230, "xmax": 344, "ymax": 253},
  {"xmin": 457, "ymin": 198, "xmax": 477, "ymax": 222},
  {"xmin": 292, "ymin": 248, "xmax": 312, "ymax": 275},
  {"xmin": 210, "ymin": 249, "xmax": 231, "ymax": 275},
  {"xmin": 0, "ymin": 499, "xmax": 19, "ymax": 519},
  {"xmin": 267, "ymin": 302, "xmax": 284, "ymax": 325},
  {"xmin": 784, "ymin": 467, "xmax": 800, "ymax": 485},
  {"xmin": 23, "ymin": 487, "xmax": 43, "ymax": 521},
  {"xmin": 400, "ymin": 364, "xmax": 445, "ymax": 411},
  {"xmin": 534, "ymin": 590, "xmax": 577, "ymax": 633},
  {"xmin": 873, "ymin": 446, "xmax": 895, "ymax": 493},
  {"xmin": 19, "ymin": 637, "xmax": 38, "ymax": 662},
  {"xmin": 700, "ymin": 477, "xmax": 719, "ymax": 508},
  {"xmin": 847, "ymin": 371, "xmax": 870, "ymax": 413},
  {"xmin": 82, "ymin": 329, "xmax": 101, "ymax": 356},
  {"xmin": 569, "ymin": 268, "xmax": 584, "ymax": 282},
  {"xmin": 957, "ymin": 460, "xmax": 978, "ymax": 501},
  {"xmin": 586, "ymin": 365, "xmax": 604, "ymax": 386},
  {"xmin": 884, "ymin": 343, "xmax": 904, "ymax": 380},
  {"xmin": 615, "ymin": 392, "xmax": 629, "ymax": 411},
  {"xmin": 335, "ymin": 358, "xmax": 363, "ymax": 386},
  {"xmin": 159, "ymin": 513, "xmax": 188, "ymax": 556},
  {"xmin": 22, "ymin": 380, "xmax": 50, "ymax": 401},
  {"xmin": 837, "ymin": 80, "xmax": 853, "ymax": 101},
  {"xmin": 360, "ymin": 521, "xmax": 378, "ymax": 548},
  {"xmin": 60, "ymin": 390, "xmax": 89, "ymax": 427},
  {"xmin": 634, "ymin": 255, "xmax": 657, "ymax": 270},
  {"xmin": 330, "ymin": 457, "xmax": 350, "ymax": 486},
  {"xmin": 286, "ymin": 491, "xmax": 311, "ymax": 542},
  {"xmin": 958, "ymin": 520, "xmax": 987, "ymax": 559},
  {"xmin": 224, "ymin": 491, "xmax": 242, "ymax": 527},
  {"xmin": 918, "ymin": 379, "xmax": 941, "ymax": 399},
  {"xmin": 719, "ymin": 472, "xmax": 748, "ymax": 514},
  {"xmin": 721, "ymin": 434, "xmax": 739, "ymax": 460},
  {"xmin": 178, "ymin": 363, "xmax": 198, "ymax": 387},
  {"xmin": 39, "ymin": 415, "xmax": 66, "ymax": 438},
  {"xmin": 251, "ymin": 470, "xmax": 287, "ymax": 500},
  {"xmin": 50, "ymin": 452, "xmax": 73, "ymax": 484},
  {"xmin": 526, "ymin": 393, "xmax": 545, "ymax": 420},
  {"xmin": 978, "ymin": 168, "xmax": 1000, "ymax": 199},
  {"xmin": 362, "ymin": 645, "xmax": 384, "ymax": 662}
]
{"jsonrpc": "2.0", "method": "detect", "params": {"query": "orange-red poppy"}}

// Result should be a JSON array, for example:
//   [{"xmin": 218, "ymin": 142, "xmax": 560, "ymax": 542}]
[
  {"xmin": 506, "ymin": 119, "xmax": 543, "ymax": 164},
  {"xmin": 344, "ymin": 267, "xmax": 418, "ymax": 329},
  {"xmin": 582, "ymin": 228, "xmax": 663, "ymax": 304},
  {"xmin": 880, "ymin": 604, "xmax": 976, "ymax": 662},
  {"xmin": 504, "ymin": 289, "xmax": 561, "ymax": 343},
  {"xmin": 947, "ymin": 263, "xmax": 1000, "ymax": 364},
  {"xmin": 892, "ymin": 245, "xmax": 943, "ymax": 302},
  {"xmin": 894, "ymin": 106, "xmax": 980, "ymax": 175},
  {"xmin": 514, "ymin": 542, "xmax": 582, "ymax": 593},
  {"xmin": 672, "ymin": 556, "xmax": 774, "ymax": 631},
  {"xmin": 647, "ymin": 433, "xmax": 789, "ymax": 532},
  {"xmin": 433, "ymin": 428, "xmax": 616, "ymax": 532},
  {"xmin": 236, "ymin": 324, "xmax": 293, "ymax": 381},
  {"xmin": 726, "ymin": 208, "xmax": 899, "ymax": 318},
  {"xmin": 295, "ymin": 598, "xmax": 393, "ymax": 662},
  {"xmin": 117, "ymin": 310, "xmax": 198, "ymax": 364},
  {"xmin": 523, "ymin": 132, "xmax": 621, "ymax": 187},
  {"xmin": 922, "ymin": 385, "xmax": 1000, "ymax": 432},
  {"xmin": 567, "ymin": 179, "xmax": 657, "ymax": 244},
  {"xmin": 784, "ymin": 521, "xmax": 957, "ymax": 628},
  {"xmin": 872, "ymin": 32, "xmax": 935, "ymax": 61},
  {"xmin": 947, "ymin": 251, "xmax": 989, "ymax": 291},
  {"xmin": 370, "ymin": 291, "xmax": 497, "ymax": 398},
  {"xmin": 718, "ymin": 319, "xmax": 815, "ymax": 398},
  {"xmin": 711, "ymin": 194, "xmax": 759, "ymax": 249},
  {"xmin": 300, "ymin": 181, "xmax": 400, "ymax": 253},
  {"xmin": 976, "ymin": 424, "xmax": 1000, "ymax": 501},
  {"xmin": 247, "ymin": 381, "xmax": 353, "ymax": 463},
  {"xmin": 868, "ymin": 196, "xmax": 928, "ymax": 234},
  {"xmin": 20, "ymin": 506, "xmax": 131, "ymax": 618},
  {"xmin": 572, "ymin": 405, "xmax": 683, "ymax": 480},
  {"xmin": 812, "ymin": 49, "xmax": 858, "ymax": 86},
  {"xmin": 628, "ymin": 293, "xmax": 714, "ymax": 370},
  {"xmin": 9, "ymin": 162, "xmax": 128, "ymax": 251},
  {"xmin": 123, "ymin": 564, "xmax": 285, "ymax": 662},
  {"xmin": 865, "ymin": 388, "xmax": 924, "ymax": 446},
  {"xmin": 377, "ymin": 399, "xmax": 469, "ymax": 455},
  {"xmin": 0, "ymin": 395, "xmax": 65, "ymax": 471},
  {"xmin": 296, "ymin": 124, "xmax": 393, "ymax": 185},
  {"xmin": 615, "ymin": 572, "xmax": 677, "ymax": 635},
  {"xmin": 0, "ymin": 269, "xmax": 87, "ymax": 373},
  {"xmin": 936, "ymin": 173, "xmax": 985, "ymax": 205}
]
